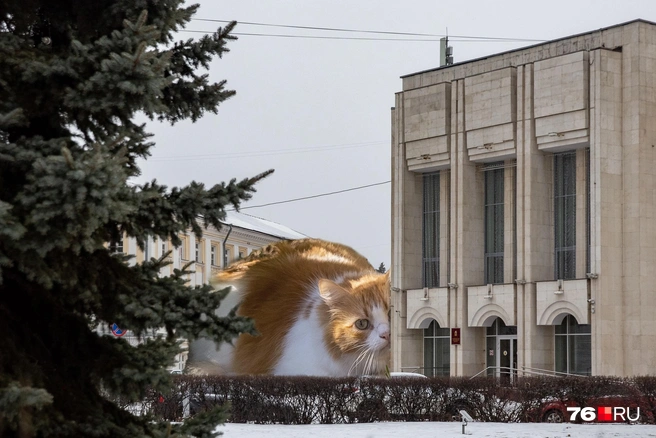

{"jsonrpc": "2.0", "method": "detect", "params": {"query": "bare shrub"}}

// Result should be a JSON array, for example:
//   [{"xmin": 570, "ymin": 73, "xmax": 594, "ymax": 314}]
[{"xmin": 118, "ymin": 374, "xmax": 656, "ymax": 424}]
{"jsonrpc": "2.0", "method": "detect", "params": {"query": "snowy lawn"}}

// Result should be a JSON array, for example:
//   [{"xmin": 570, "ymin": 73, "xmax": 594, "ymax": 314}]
[{"xmin": 218, "ymin": 421, "xmax": 656, "ymax": 437}]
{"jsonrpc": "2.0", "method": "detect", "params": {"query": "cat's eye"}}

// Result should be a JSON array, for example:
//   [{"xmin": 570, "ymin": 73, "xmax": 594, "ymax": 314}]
[{"xmin": 354, "ymin": 319, "xmax": 370, "ymax": 330}]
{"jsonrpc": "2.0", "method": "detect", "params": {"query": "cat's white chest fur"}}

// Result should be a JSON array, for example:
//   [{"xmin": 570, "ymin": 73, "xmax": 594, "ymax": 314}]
[{"xmin": 273, "ymin": 296, "xmax": 349, "ymax": 376}]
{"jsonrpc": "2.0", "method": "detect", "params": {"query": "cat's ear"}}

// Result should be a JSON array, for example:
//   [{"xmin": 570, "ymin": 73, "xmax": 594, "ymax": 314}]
[{"xmin": 318, "ymin": 279, "xmax": 349, "ymax": 305}]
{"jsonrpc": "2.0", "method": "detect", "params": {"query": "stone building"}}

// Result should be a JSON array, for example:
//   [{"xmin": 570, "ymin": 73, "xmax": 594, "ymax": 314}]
[{"xmin": 391, "ymin": 19, "xmax": 656, "ymax": 378}]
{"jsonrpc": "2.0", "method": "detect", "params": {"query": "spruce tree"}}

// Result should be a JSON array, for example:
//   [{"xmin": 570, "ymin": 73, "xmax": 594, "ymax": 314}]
[{"xmin": 0, "ymin": 2, "xmax": 270, "ymax": 436}]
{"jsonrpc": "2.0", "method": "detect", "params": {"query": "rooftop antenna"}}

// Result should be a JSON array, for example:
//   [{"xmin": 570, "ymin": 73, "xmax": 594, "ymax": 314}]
[{"xmin": 440, "ymin": 28, "xmax": 454, "ymax": 66}]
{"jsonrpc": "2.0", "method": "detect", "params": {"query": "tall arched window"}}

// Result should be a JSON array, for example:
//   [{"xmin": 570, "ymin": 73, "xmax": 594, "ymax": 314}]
[
  {"xmin": 423, "ymin": 320, "xmax": 450, "ymax": 376},
  {"xmin": 555, "ymin": 315, "xmax": 591, "ymax": 375}
]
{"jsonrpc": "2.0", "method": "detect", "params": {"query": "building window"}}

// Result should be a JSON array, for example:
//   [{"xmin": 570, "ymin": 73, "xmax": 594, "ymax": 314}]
[
  {"xmin": 179, "ymin": 236, "xmax": 187, "ymax": 260},
  {"xmin": 484, "ymin": 163, "xmax": 504, "ymax": 284},
  {"xmin": 555, "ymin": 315, "xmax": 591, "ymax": 376},
  {"xmin": 238, "ymin": 247, "xmax": 247, "ymax": 260},
  {"xmin": 223, "ymin": 244, "xmax": 233, "ymax": 267},
  {"xmin": 210, "ymin": 245, "xmax": 217, "ymax": 266},
  {"xmin": 422, "ymin": 172, "xmax": 440, "ymax": 288},
  {"xmin": 554, "ymin": 151, "xmax": 577, "ymax": 279},
  {"xmin": 585, "ymin": 149, "xmax": 591, "ymax": 274},
  {"xmin": 109, "ymin": 239, "xmax": 123, "ymax": 254},
  {"xmin": 195, "ymin": 241, "xmax": 202, "ymax": 263},
  {"xmin": 423, "ymin": 320, "xmax": 450, "ymax": 377}
]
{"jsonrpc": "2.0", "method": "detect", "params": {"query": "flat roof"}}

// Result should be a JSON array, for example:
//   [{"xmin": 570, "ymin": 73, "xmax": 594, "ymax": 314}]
[{"xmin": 401, "ymin": 18, "xmax": 655, "ymax": 79}]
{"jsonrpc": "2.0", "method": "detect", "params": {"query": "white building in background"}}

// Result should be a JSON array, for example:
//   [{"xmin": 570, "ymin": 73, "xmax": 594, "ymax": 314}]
[
  {"xmin": 102, "ymin": 211, "xmax": 305, "ymax": 373},
  {"xmin": 391, "ymin": 19, "xmax": 656, "ymax": 379}
]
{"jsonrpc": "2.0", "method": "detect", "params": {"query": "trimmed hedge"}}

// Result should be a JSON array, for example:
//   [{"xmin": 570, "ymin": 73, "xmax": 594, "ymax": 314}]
[{"xmin": 134, "ymin": 374, "xmax": 656, "ymax": 424}]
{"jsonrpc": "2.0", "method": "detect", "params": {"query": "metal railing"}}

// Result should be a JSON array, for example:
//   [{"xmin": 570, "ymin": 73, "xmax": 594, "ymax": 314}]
[
  {"xmin": 470, "ymin": 365, "xmax": 588, "ymax": 379},
  {"xmin": 470, "ymin": 366, "xmax": 518, "ymax": 379},
  {"xmin": 400, "ymin": 365, "xmax": 589, "ymax": 379},
  {"xmin": 400, "ymin": 366, "xmax": 450, "ymax": 377},
  {"xmin": 520, "ymin": 365, "xmax": 588, "ymax": 377}
]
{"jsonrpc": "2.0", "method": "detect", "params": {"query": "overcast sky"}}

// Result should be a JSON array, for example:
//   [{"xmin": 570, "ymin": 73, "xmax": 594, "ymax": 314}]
[{"xmin": 132, "ymin": 0, "xmax": 656, "ymax": 269}]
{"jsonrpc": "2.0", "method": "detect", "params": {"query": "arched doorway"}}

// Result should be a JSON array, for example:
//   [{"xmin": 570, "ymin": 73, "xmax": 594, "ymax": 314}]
[{"xmin": 485, "ymin": 318, "xmax": 517, "ymax": 382}]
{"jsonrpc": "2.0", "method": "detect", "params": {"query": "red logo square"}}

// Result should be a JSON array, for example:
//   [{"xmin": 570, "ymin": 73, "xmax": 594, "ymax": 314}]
[{"xmin": 598, "ymin": 406, "xmax": 613, "ymax": 422}]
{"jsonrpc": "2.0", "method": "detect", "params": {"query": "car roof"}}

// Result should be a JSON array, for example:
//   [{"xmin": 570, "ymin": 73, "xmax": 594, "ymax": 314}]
[{"xmin": 389, "ymin": 372, "xmax": 428, "ymax": 378}]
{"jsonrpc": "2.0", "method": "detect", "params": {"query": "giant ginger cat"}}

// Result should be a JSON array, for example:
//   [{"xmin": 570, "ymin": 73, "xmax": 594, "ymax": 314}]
[{"xmin": 188, "ymin": 238, "xmax": 391, "ymax": 376}]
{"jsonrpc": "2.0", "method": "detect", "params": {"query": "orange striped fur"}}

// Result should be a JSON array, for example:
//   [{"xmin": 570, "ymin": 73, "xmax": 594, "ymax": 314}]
[{"xmin": 189, "ymin": 238, "xmax": 391, "ymax": 376}]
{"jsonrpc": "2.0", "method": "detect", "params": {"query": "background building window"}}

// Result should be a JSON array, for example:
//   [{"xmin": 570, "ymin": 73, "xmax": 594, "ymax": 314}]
[
  {"xmin": 210, "ymin": 245, "xmax": 217, "ymax": 266},
  {"xmin": 555, "ymin": 315, "xmax": 591, "ymax": 376},
  {"xmin": 484, "ymin": 163, "xmax": 504, "ymax": 284},
  {"xmin": 422, "ymin": 172, "xmax": 440, "ymax": 288},
  {"xmin": 109, "ymin": 239, "xmax": 123, "ymax": 254},
  {"xmin": 195, "ymin": 241, "xmax": 202, "ymax": 263},
  {"xmin": 179, "ymin": 236, "xmax": 187, "ymax": 260},
  {"xmin": 144, "ymin": 237, "xmax": 150, "ymax": 260},
  {"xmin": 223, "ymin": 244, "xmax": 233, "ymax": 267},
  {"xmin": 423, "ymin": 320, "xmax": 450, "ymax": 376},
  {"xmin": 554, "ymin": 151, "xmax": 576, "ymax": 279}
]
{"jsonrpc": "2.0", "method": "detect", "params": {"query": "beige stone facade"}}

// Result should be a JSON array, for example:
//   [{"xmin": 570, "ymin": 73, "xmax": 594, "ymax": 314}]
[{"xmin": 391, "ymin": 20, "xmax": 656, "ymax": 377}]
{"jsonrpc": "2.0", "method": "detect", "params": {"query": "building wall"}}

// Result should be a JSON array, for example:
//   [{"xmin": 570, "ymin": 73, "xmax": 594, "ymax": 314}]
[
  {"xmin": 107, "ymin": 219, "xmax": 300, "ymax": 373},
  {"xmin": 391, "ymin": 97, "xmax": 425, "ymax": 372},
  {"xmin": 391, "ymin": 20, "xmax": 656, "ymax": 377}
]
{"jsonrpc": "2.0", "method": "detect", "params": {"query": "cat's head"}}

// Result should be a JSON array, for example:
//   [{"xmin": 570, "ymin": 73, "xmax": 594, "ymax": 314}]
[{"xmin": 318, "ymin": 271, "xmax": 390, "ymax": 375}]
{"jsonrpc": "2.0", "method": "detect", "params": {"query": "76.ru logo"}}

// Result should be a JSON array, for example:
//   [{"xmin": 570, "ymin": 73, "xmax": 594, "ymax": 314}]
[{"xmin": 567, "ymin": 406, "xmax": 641, "ymax": 422}]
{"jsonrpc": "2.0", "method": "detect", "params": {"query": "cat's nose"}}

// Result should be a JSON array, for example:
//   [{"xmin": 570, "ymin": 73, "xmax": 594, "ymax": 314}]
[{"xmin": 378, "ymin": 324, "xmax": 390, "ymax": 341}]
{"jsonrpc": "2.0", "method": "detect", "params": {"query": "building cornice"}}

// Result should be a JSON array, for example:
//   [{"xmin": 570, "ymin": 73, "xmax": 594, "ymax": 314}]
[{"xmin": 401, "ymin": 19, "xmax": 652, "ymax": 83}]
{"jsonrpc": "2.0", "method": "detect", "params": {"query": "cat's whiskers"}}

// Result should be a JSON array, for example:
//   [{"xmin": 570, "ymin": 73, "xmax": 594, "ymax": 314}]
[
  {"xmin": 364, "ymin": 349, "xmax": 376, "ymax": 376},
  {"xmin": 351, "ymin": 340, "xmax": 385, "ymax": 376},
  {"xmin": 349, "ymin": 348, "xmax": 367, "ymax": 375},
  {"xmin": 349, "ymin": 344, "xmax": 372, "ymax": 375}
]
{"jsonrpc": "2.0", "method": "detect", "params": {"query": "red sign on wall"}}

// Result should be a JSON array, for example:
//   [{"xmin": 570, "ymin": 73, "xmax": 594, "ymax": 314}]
[{"xmin": 451, "ymin": 328, "xmax": 461, "ymax": 345}]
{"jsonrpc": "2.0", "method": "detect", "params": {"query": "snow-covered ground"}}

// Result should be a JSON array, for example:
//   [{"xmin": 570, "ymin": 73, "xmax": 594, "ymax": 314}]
[{"xmin": 218, "ymin": 421, "xmax": 656, "ymax": 437}]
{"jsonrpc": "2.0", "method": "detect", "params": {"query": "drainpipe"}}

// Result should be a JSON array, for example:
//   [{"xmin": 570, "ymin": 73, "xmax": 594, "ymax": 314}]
[{"xmin": 222, "ymin": 224, "xmax": 233, "ymax": 268}]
